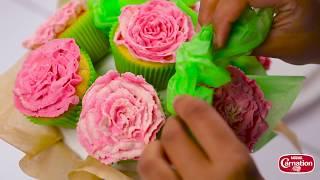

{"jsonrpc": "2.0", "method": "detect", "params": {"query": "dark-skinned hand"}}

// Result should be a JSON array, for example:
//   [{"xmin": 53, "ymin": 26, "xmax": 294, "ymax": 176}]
[
  {"xmin": 199, "ymin": 0, "xmax": 320, "ymax": 64},
  {"xmin": 138, "ymin": 96, "xmax": 262, "ymax": 180}
]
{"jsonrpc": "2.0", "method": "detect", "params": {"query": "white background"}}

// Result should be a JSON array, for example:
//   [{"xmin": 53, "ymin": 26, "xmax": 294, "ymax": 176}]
[{"xmin": 0, "ymin": 0, "xmax": 319, "ymax": 179}]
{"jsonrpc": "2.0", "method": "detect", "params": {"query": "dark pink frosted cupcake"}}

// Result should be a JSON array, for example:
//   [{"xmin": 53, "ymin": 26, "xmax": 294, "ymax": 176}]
[{"xmin": 213, "ymin": 66, "xmax": 271, "ymax": 150}]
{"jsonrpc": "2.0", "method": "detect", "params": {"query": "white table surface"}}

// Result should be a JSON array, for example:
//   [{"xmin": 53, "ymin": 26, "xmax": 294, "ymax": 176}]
[{"xmin": 0, "ymin": 0, "xmax": 319, "ymax": 179}]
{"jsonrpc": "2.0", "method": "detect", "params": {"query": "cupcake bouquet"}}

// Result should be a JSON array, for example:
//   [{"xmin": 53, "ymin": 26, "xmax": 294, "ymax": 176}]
[{"xmin": 3, "ymin": 0, "xmax": 305, "ymax": 179}]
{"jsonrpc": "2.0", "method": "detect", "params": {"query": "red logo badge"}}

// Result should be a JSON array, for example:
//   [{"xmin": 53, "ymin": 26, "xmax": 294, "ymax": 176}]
[{"xmin": 279, "ymin": 154, "xmax": 315, "ymax": 174}]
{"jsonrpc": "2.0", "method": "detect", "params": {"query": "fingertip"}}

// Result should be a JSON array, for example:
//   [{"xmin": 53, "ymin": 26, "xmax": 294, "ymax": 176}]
[
  {"xmin": 173, "ymin": 95, "xmax": 195, "ymax": 113},
  {"xmin": 138, "ymin": 141, "xmax": 162, "ymax": 173},
  {"xmin": 210, "ymin": 0, "xmax": 247, "ymax": 49},
  {"xmin": 212, "ymin": 26, "xmax": 219, "ymax": 49},
  {"xmin": 213, "ymin": 22, "xmax": 231, "ymax": 49},
  {"xmin": 196, "ymin": 23, "xmax": 201, "ymax": 32},
  {"xmin": 140, "ymin": 140, "xmax": 161, "ymax": 157},
  {"xmin": 198, "ymin": 14, "xmax": 211, "ymax": 27},
  {"xmin": 198, "ymin": 1, "xmax": 214, "ymax": 26},
  {"xmin": 173, "ymin": 95, "xmax": 185, "ymax": 109},
  {"xmin": 161, "ymin": 117, "xmax": 182, "ymax": 143},
  {"xmin": 214, "ymin": 36, "xmax": 224, "ymax": 49},
  {"xmin": 213, "ymin": 37, "xmax": 222, "ymax": 50}
]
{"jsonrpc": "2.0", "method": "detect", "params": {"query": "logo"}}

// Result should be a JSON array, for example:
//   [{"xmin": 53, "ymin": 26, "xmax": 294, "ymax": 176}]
[{"xmin": 279, "ymin": 154, "xmax": 315, "ymax": 174}]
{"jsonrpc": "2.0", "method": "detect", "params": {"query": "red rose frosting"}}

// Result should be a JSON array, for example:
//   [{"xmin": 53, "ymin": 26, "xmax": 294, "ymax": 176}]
[
  {"xmin": 114, "ymin": 0, "xmax": 194, "ymax": 63},
  {"xmin": 77, "ymin": 70, "xmax": 166, "ymax": 164},
  {"xmin": 257, "ymin": 56, "xmax": 272, "ymax": 70},
  {"xmin": 213, "ymin": 66, "xmax": 271, "ymax": 151},
  {"xmin": 23, "ymin": 0, "xmax": 86, "ymax": 49},
  {"xmin": 14, "ymin": 39, "xmax": 82, "ymax": 117}
]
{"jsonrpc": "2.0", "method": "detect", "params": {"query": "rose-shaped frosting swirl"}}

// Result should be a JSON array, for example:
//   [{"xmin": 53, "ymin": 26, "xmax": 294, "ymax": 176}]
[
  {"xmin": 14, "ymin": 39, "xmax": 82, "ymax": 117},
  {"xmin": 77, "ymin": 70, "xmax": 165, "ymax": 164},
  {"xmin": 23, "ymin": 0, "xmax": 86, "ymax": 49},
  {"xmin": 213, "ymin": 66, "xmax": 271, "ymax": 151},
  {"xmin": 115, "ymin": 0, "xmax": 194, "ymax": 63}
]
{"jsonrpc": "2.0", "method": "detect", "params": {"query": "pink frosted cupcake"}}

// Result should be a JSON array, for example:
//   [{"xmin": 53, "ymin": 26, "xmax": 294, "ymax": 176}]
[
  {"xmin": 77, "ymin": 70, "xmax": 166, "ymax": 164},
  {"xmin": 23, "ymin": 0, "xmax": 109, "ymax": 62},
  {"xmin": 110, "ymin": 0, "xmax": 194, "ymax": 90},
  {"xmin": 213, "ymin": 66, "xmax": 271, "ymax": 151},
  {"xmin": 14, "ymin": 39, "xmax": 96, "ymax": 128}
]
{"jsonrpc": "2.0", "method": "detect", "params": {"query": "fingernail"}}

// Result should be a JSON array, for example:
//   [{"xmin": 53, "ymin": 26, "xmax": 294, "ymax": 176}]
[
  {"xmin": 196, "ymin": 23, "xmax": 201, "ymax": 32},
  {"xmin": 213, "ymin": 39, "xmax": 220, "ymax": 49},
  {"xmin": 214, "ymin": 36, "xmax": 223, "ymax": 49}
]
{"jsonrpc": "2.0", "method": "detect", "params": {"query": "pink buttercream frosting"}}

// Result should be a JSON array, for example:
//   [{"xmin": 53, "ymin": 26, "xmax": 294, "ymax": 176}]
[
  {"xmin": 77, "ymin": 70, "xmax": 166, "ymax": 164},
  {"xmin": 213, "ymin": 66, "xmax": 271, "ymax": 151},
  {"xmin": 23, "ymin": 0, "xmax": 86, "ymax": 49},
  {"xmin": 115, "ymin": 0, "xmax": 194, "ymax": 63},
  {"xmin": 14, "ymin": 39, "xmax": 82, "ymax": 118}
]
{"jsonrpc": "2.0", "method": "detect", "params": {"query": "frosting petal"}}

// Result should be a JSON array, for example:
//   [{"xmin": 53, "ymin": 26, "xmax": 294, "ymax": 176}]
[
  {"xmin": 14, "ymin": 39, "xmax": 82, "ymax": 118},
  {"xmin": 115, "ymin": 0, "xmax": 194, "ymax": 63},
  {"xmin": 77, "ymin": 70, "xmax": 165, "ymax": 164}
]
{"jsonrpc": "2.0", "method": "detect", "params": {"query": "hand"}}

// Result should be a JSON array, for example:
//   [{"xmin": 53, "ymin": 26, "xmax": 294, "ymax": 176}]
[
  {"xmin": 138, "ymin": 95, "xmax": 262, "ymax": 180},
  {"xmin": 198, "ymin": 0, "xmax": 320, "ymax": 65}
]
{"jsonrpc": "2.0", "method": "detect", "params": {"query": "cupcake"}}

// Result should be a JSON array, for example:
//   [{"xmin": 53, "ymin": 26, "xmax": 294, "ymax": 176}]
[
  {"xmin": 110, "ymin": 0, "xmax": 194, "ymax": 90},
  {"xmin": 213, "ymin": 66, "xmax": 271, "ymax": 151},
  {"xmin": 14, "ymin": 39, "xmax": 96, "ymax": 128},
  {"xmin": 23, "ymin": 0, "xmax": 109, "ymax": 62},
  {"xmin": 77, "ymin": 70, "xmax": 165, "ymax": 164}
]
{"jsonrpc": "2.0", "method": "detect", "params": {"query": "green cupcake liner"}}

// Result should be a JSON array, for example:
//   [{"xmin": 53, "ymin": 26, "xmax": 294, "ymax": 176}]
[
  {"xmin": 110, "ymin": 23, "xmax": 176, "ymax": 90},
  {"xmin": 59, "ymin": 11, "xmax": 110, "ymax": 62},
  {"xmin": 27, "ymin": 50, "xmax": 97, "ymax": 129},
  {"xmin": 28, "ymin": 104, "xmax": 82, "ymax": 129}
]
